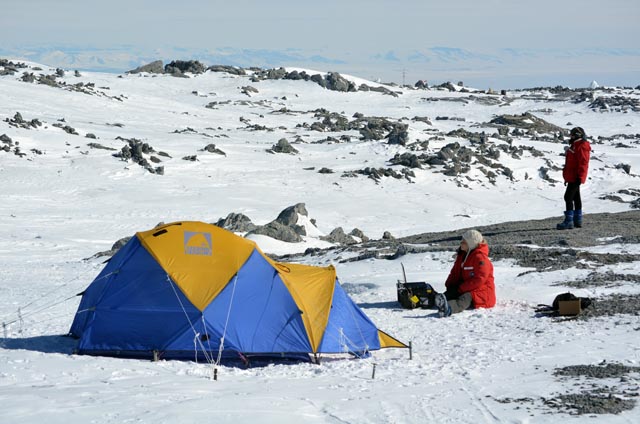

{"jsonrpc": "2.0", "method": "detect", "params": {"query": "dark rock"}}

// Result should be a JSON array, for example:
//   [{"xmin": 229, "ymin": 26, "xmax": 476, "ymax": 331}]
[
  {"xmin": 389, "ymin": 152, "xmax": 423, "ymax": 168},
  {"xmin": 489, "ymin": 112, "xmax": 565, "ymax": 135},
  {"xmin": 127, "ymin": 60, "xmax": 164, "ymax": 74},
  {"xmin": 615, "ymin": 163, "xmax": 631, "ymax": 174},
  {"xmin": 269, "ymin": 138, "xmax": 299, "ymax": 154},
  {"xmin": 382, "ymin": 231, "xmax": 395, "ymax": 240},
  {"xmin": 349, "ymin": 228, "xmax": 369, "ymax": 242},
  {"xmin": 200, "ymin": 144, "xmax": 226, "ymax": 156},
  {"xmin": 275, "ymin": 203, "xmax": 309, "ymax": 228},
  {"xmin": 165, "ymin": 60, "xmax": 206, "ymax": 75},
  {"xmin": 248, "ymin": 221, "xmax": 302, "ymax": 243},
  {"xmin": 215, "ymin": 213, "xmax": 257, "ymax": 232},
  {"xmin": 321, "ymin": 227, "xmax": 358, "ymax": 245},
  {"xmin": 208, "ymin": 65, "xmax": 246, "ymax": 75},
  {"xmin": 87, "ymin": 143, "xmax": 116, "ymax": 151},
  {"xmin": 387, "ymin": 124, "xmax": 409, "ymax": 145},
  {"xmin": 241, "ymin": 86, "xmax": 259, "ymax": 95},
  {"xmin": 325, "ymin": 72, "xmax": 357, "ymax": 92}
]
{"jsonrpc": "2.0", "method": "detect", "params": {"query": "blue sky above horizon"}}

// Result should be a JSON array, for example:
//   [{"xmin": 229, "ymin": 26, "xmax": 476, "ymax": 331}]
[{"xmin": 1, "ymin": 0, "xmax": 639, "ymax": 88}]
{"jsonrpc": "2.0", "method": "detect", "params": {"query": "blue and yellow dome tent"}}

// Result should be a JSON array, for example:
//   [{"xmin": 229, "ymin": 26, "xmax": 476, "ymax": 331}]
[{"xmin": 70, "ymin": 221, "xmax": 407, "ymax": 363}]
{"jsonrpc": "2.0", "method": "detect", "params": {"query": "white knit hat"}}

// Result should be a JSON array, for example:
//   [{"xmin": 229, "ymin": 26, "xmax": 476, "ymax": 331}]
[{"xmin": 462, "ymin": 229, "xmax": 483, "ymax": 251}]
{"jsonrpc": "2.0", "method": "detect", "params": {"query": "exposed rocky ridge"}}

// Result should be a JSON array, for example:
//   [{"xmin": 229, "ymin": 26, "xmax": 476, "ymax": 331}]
[
  {"xmin": 17, "ymin": 69, "xmax": 125, "ymax": 100},
  {"xmin": 277, "ymin": 210, "xmax": 640, "ymax": 320}
]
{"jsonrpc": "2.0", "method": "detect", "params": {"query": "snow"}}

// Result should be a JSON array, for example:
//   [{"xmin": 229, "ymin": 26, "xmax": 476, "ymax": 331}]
[{"xmin": 1, "ymin": 60, "xmax": 640, "ymax": 423}]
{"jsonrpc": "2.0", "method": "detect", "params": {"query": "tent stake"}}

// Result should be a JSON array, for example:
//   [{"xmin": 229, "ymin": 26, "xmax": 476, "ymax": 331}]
[
  {"xmin": 409, "ymin": 341, "xmax": 413, "ymax": 360},
  {"xmin": 214, "ymin": 368, "xmax": 218, "ymax": 381},
  {"xmin": 2, "ymin": 322, "xmax": 6, "ymax": 338},
  {"xmin": 152, "ymin": 350, "xmax": 159, "ymax": 362},
  {"xmin": 371, "ymin": 363, "xmax": 376, "ymax": 379}
]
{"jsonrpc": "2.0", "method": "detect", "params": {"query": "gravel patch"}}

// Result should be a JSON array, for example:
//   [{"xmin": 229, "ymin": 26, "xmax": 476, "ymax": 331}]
[
  {"xmin": 560, "ymin": 271, "xmax": 640, "ymax": 289},
  {"xmin": 495, "ymin": 362, "xmax": 640, "ymax": 415}
]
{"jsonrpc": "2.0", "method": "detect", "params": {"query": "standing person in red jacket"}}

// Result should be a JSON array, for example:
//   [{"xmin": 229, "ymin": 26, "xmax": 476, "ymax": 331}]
[
  {"xmin": 557, "ymin": 127, "xmax": 591, "ymax": 230},
  {"xmin": 435, "ymin": 230, "xmax": 496, "ymax": 318}
]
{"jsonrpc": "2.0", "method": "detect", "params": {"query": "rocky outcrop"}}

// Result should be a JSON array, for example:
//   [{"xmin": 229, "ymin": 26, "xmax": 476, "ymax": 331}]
[
  {"xmin": 127, "ymin": 60, "xmax": 164, "ymax": 74},
  {"xmin": 164, "ymin": 60, "xmax": 207, "ymax": 76},
  {"xmin": 215, "ymin": 213, "xmax": 257, "ymax": 233},
  {"xmin": 489, "ymin": 112, "xmax": 565, "ymax": 136},
  {"xmin": 245, "ymin": 203, "xmax": 312, "ymax": 243},
  {"xmin": 208, "ymin": 65, "xmax": 246, "ymax": 75},
  {"xmin": 113, "ymin": 137, "xmax": 164, "ymax": 174}
]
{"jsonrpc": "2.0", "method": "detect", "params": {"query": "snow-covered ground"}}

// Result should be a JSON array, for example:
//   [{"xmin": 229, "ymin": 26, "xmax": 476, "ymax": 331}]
[{"xmin": 1, "ymin": 60, "xmax": 639, "ymax": 423}]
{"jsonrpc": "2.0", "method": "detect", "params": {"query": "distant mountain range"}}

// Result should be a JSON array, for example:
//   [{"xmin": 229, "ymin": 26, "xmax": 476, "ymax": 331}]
[{"xmin": 2, "ymin": 45, "xmax": 639, "ymax": 89}]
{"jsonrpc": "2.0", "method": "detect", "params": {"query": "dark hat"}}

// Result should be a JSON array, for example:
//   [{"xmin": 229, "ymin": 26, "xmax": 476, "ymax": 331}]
[{"xmin": 570, "ymin": 127, "xmax": 586, "ymax": 140}]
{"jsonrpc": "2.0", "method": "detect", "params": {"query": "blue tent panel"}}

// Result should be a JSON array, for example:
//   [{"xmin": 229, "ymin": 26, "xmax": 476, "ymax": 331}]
[
  {"xmin": 70, "ymin": 236, "xmax": 141, "ymax": 337},
  {"xmin": 202, "ymin": 250, "xmax": 312, "ymax": 354},
  {"xmin": 317, "ymin": 280, "xmax": 381, "ymax": 353},
  {"xmin": 74, "ymin": 237, "xmax": 201, "ymax": 354}
]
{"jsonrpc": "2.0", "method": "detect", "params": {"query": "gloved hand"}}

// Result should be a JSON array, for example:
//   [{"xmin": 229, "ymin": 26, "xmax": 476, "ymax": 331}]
[{"xmin": 564, "ymin": 181, "xmax": 567, "ymax": 186}]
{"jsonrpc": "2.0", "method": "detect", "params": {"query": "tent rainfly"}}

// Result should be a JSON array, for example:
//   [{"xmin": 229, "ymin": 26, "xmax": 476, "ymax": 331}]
[{"xmin": 70, "ymin": 221, "xmax": 407, "ymax": 363}]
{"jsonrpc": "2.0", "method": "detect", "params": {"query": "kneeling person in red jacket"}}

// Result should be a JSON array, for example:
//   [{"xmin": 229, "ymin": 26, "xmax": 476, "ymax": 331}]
[{"xmin": 435, "ymin": 230, "xmax": 496, "ymax": 317}]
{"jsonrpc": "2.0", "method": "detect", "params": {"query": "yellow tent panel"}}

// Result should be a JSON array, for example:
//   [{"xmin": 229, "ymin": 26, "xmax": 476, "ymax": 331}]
[
  {"xmin": 272, "ymin": 261, "xmax": 336, "ymax": 352},
  {"xmin": 137, "ymin": 222, "xmax": 256, "ymax": 311}
]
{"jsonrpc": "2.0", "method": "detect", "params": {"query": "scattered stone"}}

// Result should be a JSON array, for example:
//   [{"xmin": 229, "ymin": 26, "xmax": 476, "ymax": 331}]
[
  {"xmin": 268, "ymin": 138, "xmax": 299, "ymax": 154},
  {"xmin": 87, "ymin": 143, "xmax": 116, "ymax": 151},
  {"xmin": 241, "ymin": 86, "xmax": 259, "ymax": 96},
  {"xmin": 382, "ymin": 231, "xmax": 395, "ymax": 240},
  {"xmin": 4, "ymin": 112, "xmax": 42, "ymax": 129},
  {"xmin": 200, "ymin": 144, "xmax": 226, "ymax": 156}
]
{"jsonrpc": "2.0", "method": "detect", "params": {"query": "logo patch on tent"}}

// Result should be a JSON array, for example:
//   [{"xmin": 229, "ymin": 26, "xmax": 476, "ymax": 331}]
[{"xmin": 184, "ymin": 231, "xmax": 212, "ymax": 256}]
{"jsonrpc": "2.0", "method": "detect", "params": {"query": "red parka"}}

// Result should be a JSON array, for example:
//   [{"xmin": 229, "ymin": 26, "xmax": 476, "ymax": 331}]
[
  {"xmin": 563, "ymin": 138, "xmax": 591, "ymax": 184},
  {"xmin": 445, "ymin": 243, "xmax": 496, "ymax": 309}
]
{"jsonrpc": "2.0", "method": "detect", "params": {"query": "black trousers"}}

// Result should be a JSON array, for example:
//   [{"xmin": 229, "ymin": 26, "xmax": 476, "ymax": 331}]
[{"xmin": 564, "ymin": 182, "xmax": 582, "ymax": 211}]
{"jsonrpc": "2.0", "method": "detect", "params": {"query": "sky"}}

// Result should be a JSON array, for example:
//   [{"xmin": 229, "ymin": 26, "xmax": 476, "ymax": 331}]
[{"xmin": 1, "ymin": 0, "xmax": 639, "ymax": 88}]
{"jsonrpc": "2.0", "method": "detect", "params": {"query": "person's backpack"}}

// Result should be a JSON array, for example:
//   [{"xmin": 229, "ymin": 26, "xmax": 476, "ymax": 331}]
[
  {"xmin": 551, "ymin": 292, "xmax": 592, "ymax": 310},
  {"xmin": 536, "ymin": 292, "xmax": 592, "ymax": 316},
  {"xmin": 397, "ymin": 281, "xmax": 436, "ymax": 309}
]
